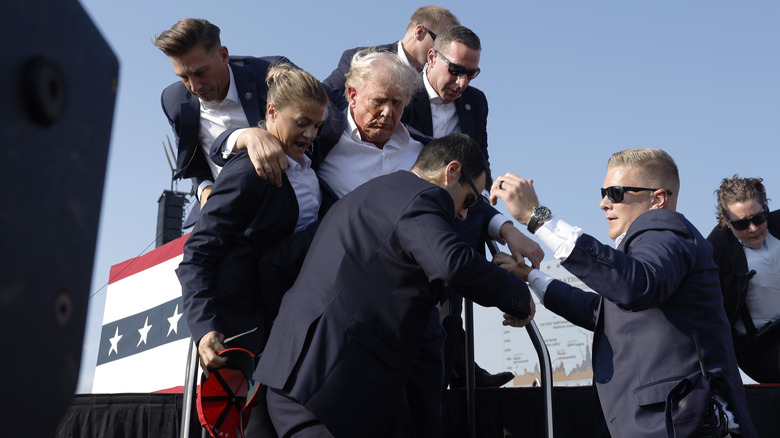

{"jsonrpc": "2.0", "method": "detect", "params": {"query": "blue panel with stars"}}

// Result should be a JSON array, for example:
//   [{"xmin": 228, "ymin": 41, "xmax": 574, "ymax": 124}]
[{"xmin": 96, "ymin": 297, "xmax": 191, "ymax": 365}]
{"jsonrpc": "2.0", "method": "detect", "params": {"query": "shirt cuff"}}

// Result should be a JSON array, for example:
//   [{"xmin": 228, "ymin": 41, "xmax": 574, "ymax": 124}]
[
  {"xmin": 223, "ymin": 128, "xmax": 250, "ymax": 160},
  {"xmin": 489, "ymin": 213, "xmax": 511, "ymax": 243},
  {"xmin": 527, "ymin": 268, "xmax": 554, "ymax": 303},
  {"xmin": 535, "ymin": 215, "xmax": 583, "ymax": 261},
  {"xmin": 197, "ymin": 180, "xmax": 214, "ymax": 201}
]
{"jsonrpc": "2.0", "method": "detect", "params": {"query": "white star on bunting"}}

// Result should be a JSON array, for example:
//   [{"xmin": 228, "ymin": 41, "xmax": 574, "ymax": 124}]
[
  {"xmin": 109, "ymin": 326, "xmax": 123, "ymax": 356},
  {"xmin": 167, "ymin": 304, "xmax": 183, "ymax": 336},
  {"xmin": 137, "ymin": 316, "xmax": 153, "ymax": 347}
]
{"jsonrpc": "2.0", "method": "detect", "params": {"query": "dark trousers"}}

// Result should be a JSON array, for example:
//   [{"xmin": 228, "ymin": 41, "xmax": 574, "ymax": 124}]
[{"xmin": 266, "ymin": 389, "xmax": 334, "ymax": 438}]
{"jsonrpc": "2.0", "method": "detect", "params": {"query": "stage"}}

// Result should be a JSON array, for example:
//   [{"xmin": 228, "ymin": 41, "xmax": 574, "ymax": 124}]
[{"xmin": 56, "ymin": 385, "xmax": 780, "ymax": 437}]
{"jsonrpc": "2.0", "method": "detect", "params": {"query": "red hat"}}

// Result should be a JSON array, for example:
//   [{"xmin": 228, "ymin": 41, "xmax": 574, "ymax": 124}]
[{"xmin": 196, "ymin": 348, "xmax": 260, "ymax": 438}]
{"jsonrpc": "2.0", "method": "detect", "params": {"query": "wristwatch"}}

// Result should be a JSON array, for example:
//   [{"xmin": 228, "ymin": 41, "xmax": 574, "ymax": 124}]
[{"xmin": 527, "ymin": 205, "xmax": 551, "ymax": 234}]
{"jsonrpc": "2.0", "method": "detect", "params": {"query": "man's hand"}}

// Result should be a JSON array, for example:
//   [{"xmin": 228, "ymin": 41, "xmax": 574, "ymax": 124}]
[
  {"xmin": 199, "ymin": 186, "xmax": 212, "ymax": 208},
  {"xmin": 235, "ymin": 128, "xmax": 287, "ymax": 187},
  {"xmin": 493, "ymin": 252, "xmax": 535, "ymax": 281},
  {"xmin": 499, "ymin": 222, "xmax": 544, "ymax": 269},
  {"xmin": 502, "ymin": 298, "xmax": 535, "ymax": 328},
  {"xmin": 198, "ymin": 330, "xmax": 228, "ymax": 375},
  {"xmin": 490, "ymin": 173, "xmax": 540, "ymax": 225}
]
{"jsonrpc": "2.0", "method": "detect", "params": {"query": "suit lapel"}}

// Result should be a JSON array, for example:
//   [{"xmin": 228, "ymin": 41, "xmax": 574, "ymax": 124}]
[
  {"xmin": 455, "ymin": 96, "xmax": 475, "ymax": 138},
  {"xmin": 409, "ymin": 88, "xmax": 434, "ymax": 136},
  {"xmin": 174, "ymin": 93, "xmax": 201, "ymax": 176},
  {"xmin": 231, "ymin": 63, "xmax": 263, "ymax": 125}
]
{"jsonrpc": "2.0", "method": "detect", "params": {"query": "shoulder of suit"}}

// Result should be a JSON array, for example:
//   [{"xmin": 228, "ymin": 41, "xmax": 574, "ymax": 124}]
[
  {"xmin": 229, "ymin": 55, "xmax": 290, "ymax": 69},
  {"xmin": 161, "ymin": 81, "xmax": 192, "ymax": 110},
  {"xmin": 341, "ymin": 42, "xmax": 397, "ymax": 58},
  {"xmin": 769, "ymin": 209, "xmax": 780, "ymax": 232},
  {"xmin": 630, "ymin": 209, "xmax": 693, "ymax": 238},
  {"xmin": 462, "ymin": 85, "xmax": 487, "ymax": 100}
]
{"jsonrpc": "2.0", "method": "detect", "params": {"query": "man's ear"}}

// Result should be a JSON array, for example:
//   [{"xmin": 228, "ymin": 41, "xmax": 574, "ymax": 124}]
[
  {"xmin": 651, "ymin": 189, "xmax": 669, "ymax": 210},
  {"xmin": 427, "ymin": 48, "xmax": 436, "ymax": 65},
  {"xmin": 217, "ymin": 45, "xmax": 229, "ymax": 64},
  {"xmin": 347, "ymin": 86, "xmax": 358, "ymax": 107},
  {"xmin": 414, "ymin": 24, "xmax": 426, "ymax": 41},
  {"xmin": 443, "ymin": 161, "xmax": 461, "ymax": 186}
]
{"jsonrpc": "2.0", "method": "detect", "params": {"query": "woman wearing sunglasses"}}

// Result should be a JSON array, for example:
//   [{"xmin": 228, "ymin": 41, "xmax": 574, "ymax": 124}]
[{"xmin": 708, "ymin": 175, "xmax": 780, "ymax": 383}]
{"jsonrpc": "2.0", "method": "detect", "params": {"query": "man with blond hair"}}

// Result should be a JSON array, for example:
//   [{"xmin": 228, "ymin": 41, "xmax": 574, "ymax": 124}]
[
  {"xmin": 492, "ymin": 148, "xmax": 757, "ymax": 437},
  {"xmin": 322, "ymin": 5, "xmax": 459, "ymax": 92}
]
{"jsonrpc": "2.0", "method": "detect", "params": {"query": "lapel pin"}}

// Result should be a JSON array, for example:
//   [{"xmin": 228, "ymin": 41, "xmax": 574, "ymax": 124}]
[
  {"xmin": 465, "ymin": 103, "xmax": 471, "ymax": 111},
  {"xmin": 245, "ymin": 92, "xmax": 253, "ymax": 100}
]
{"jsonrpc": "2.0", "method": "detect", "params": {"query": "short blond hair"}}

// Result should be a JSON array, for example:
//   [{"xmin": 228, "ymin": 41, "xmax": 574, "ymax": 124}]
[
  {"xmin": 607, "ymin": 148, "xmax": 680, "ymax": 195},
  {"xmin": 406, "ymin": 5, "xmax": 459, "ymax": 31}
]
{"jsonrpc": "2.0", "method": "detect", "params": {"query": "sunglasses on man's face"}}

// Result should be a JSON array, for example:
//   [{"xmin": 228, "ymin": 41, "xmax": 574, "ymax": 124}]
[
  {"xmin": 424, "ymin": 27, "xmax": 437, "ymax": 40},
  {"xmin": 728, "ymin": 211, "xmax": 769, "ymax": 231},
  {"xmin": 434, "ymin": 49, "xmax": 481, "ymax": 80},
  {"xmin": 460, "ymin": 172, "xmax": 482, "ymax": 210},
  {"xmin": 600, "ymin": 186, "xmax": 673, "ymax": 204}
]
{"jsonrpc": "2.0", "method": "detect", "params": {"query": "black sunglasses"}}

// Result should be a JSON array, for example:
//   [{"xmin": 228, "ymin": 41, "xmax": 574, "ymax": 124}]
[
  {"xmin": 600, "ymin": 186, "xmax": 673, "ymax": 204},
  {"xmin": 424, "ymin": 27, "xmax": 437, "ymax": 40},
  {"xmin": 460, "ymin": 172, "xmax": 482, "ymax": 210},
  {"xmin": 728, "ymin": 211, "xmax": 769, "ymax": 231},
  {"xmin": 434, "ymin": 49, "xmax": 481, "ymax": 80}
]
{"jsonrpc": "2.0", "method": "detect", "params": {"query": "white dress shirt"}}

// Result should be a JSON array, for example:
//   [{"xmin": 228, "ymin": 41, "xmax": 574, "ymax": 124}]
[
  {"xmin": 196, "ymin": 65, "xmax": 251, "ymax": 199},
  {"xmin": 284, "ymin": 154, "xmax": 321, "ymax": 233},
  {"xmin": 317, "ymin": 109, "xmax": 424, "ymax": 199},
  {"xmin": 422, "ymin": 67, "xmax": 460, "ymax": 138}
]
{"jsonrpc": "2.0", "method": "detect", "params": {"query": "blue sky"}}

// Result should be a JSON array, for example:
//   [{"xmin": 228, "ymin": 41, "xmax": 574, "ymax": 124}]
[{"xmin": 76, "ymin": 0, "xmax": 780, "ymax": 392}]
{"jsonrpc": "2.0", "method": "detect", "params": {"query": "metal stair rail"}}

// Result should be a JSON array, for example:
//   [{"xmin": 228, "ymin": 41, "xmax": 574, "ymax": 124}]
[{"xmin": 458, "ymin": 240, "xmax": 554, "ymax": 438}]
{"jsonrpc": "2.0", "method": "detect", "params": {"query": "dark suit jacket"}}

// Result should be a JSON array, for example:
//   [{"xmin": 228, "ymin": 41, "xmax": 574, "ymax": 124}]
[
  {"xmin": 257, "ymin": 171, "xmax": 532, "ymax": 438},
  {"xmin": 161, "ymin": 55, "xmax": 289, "ymax": 188},
  {"xmin": 542, "ymin": 209, "xmax": 756, "ymax": 437},
  {"xmin": 401, "ymin": 83, "xmax": 490, "ymax": 184},
  {"xmin": 322, "ymin": 42, "xmax": 398, "ymax": 92},
  {"xmin": 707, "ymin": 210, "xmax": 780, "ymax": 380},
  {"xmin": 707, "ymin": 210, "xmax": 780, "ymax": 328},
  {"xmin": 176, "ymin": 150, "xmax": 303, "ymax": 355}
]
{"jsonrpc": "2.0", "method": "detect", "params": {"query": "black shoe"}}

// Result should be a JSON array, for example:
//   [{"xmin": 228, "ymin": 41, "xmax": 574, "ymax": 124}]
[
  {"xmin": 450, "ymin": 367, "xmax": 514, "ymax": 388},
  {"xmin": 475, "ymin": 367, "xmax": 514, "ymax": 388}
]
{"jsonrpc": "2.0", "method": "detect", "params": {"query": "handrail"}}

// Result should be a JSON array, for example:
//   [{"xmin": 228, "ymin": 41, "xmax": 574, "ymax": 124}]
[
  {"xmin": 180, "ymin": 341, "xmax": 202, "ymax": 438},
  {"xmin": 462, "ymin": 240, "xmax": 552, "ymax": 438}
]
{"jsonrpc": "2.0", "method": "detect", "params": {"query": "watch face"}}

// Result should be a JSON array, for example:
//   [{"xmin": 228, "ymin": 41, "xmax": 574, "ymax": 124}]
[{"xmin": 534, "ymin": 206, "xmax": 551, "ymax": 221}]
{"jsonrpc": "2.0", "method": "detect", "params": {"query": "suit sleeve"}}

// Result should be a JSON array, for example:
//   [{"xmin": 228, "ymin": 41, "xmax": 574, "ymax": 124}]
[
  {"xmin": 542, "ymin": 279, "xmax": 600, "ymax": 331},
  {"xmin": 176, "ymin": 153, "xmax": 275, "ymax": 341},
  {"xmin": 563, "ymin": 228, "xmax": 697, "ymax": 311},
  {"xmin": 397, "ymin": 188, "xmax": 532, "ymax": 318},
  {"xmin": 322, "ymin": 48, "xmax": 355, "ymax": 93}
]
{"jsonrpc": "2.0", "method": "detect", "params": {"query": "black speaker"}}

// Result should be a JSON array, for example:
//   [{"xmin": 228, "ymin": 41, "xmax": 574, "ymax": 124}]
[
  {"xmin": 157, "ymin": 190, "xmax": 188, "ymax": 247},
  {"xmin": 0, "ymin": 0, "xmax": 118, "ymax": 436}
]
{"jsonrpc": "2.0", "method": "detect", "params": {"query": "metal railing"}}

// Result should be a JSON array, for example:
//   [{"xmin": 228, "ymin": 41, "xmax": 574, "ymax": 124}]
[
  {"xmin": 180, "ymin": 243, "xmax": 555, "ymax": 438},
  {"xmin": 461, "ymin": 240, "xmax": 553, "ymax": 438}
]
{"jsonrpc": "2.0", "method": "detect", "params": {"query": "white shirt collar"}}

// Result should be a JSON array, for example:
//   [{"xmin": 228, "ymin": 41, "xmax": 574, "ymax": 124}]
[
  {"xmin": 395, "ymin": 41, "xmax": 413, "ymax": 67},
  {"xmin": 422, "ymin": 65, "xmax": 446, "ymax": 105},
  {"xmin": 285, "ymin": 153, "xmax": 313, "ymax": 172},
  {"xmin": 614, "ymin": 233, "xmax": 627, "ymax": 248}
]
